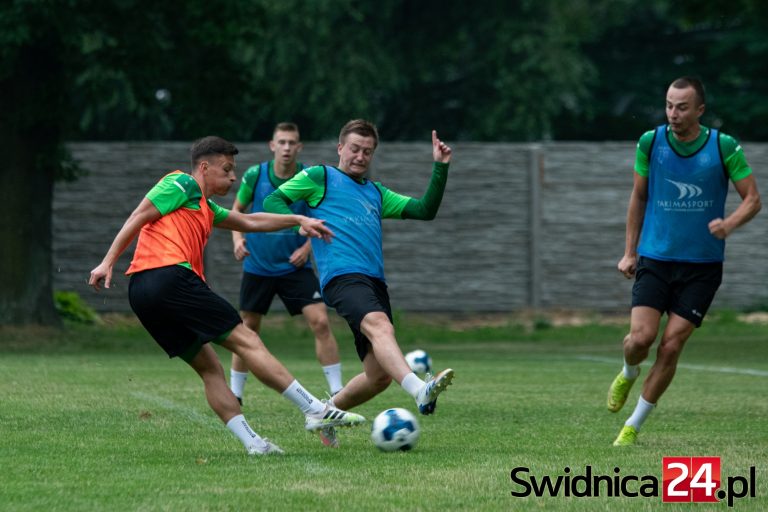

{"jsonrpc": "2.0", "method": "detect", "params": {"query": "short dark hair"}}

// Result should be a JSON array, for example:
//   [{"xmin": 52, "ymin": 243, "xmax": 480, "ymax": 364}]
[
  {"xmin": 190, "ymin": 136, "xmax": 239, "ymax": 167},
  {"xmin": 339, "ymin": 119, "xmax": 379, "ymax": 148},
  {"xmin": 671, "ymin": 76, "xmax": 706, "ymax": 106},
  {"xmin": 274, "ymin": 122, "xmax": 299, "ymax": 135}
]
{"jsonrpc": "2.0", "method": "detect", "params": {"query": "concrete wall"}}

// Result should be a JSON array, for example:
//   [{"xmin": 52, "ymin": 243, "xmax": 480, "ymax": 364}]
[{"xmin": 54, "ymin": 140, "xmax": 768, "ymax": 313}]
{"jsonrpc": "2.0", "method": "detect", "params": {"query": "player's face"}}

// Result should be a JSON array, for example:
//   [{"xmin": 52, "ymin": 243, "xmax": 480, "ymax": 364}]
[
  {"xmin": 337, "ymin": 133, "xmax": 376, "ymax": 178},
  {"xmin": 666, "ymin": 85, "xmax": 704, "ymax": 141},
  {"xmin": 269, "ymin": 130, "xmax": 302, "ymax": 165},
  {"xmin": 203, "ymin": 154, "xmax": 237, "ymax": 196}
]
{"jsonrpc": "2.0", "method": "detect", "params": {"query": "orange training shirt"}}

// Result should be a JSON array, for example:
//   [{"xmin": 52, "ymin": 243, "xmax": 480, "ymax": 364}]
[{"xmin": 127, "ymin": 171, "xmax": 217, "ymax": 281}]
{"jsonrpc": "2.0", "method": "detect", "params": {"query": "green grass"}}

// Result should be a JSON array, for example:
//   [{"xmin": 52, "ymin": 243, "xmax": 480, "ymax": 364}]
[{"xmin": 1, "ymin": 312, "xmax": 767, "ymax": 511}]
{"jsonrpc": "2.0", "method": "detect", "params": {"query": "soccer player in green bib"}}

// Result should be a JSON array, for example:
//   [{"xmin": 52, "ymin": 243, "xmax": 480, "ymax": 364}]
[
  {"xmin": 608, "ymin": 77, "xmax": 762, "ymax": 446},
  {"xmin": 265, "ymin": 119, "xmax": 455, "ymax": 447}
]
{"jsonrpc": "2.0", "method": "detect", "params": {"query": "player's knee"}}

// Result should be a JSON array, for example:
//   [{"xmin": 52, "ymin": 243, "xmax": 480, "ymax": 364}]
[
  {"xmin": 627, "ymin": 327, "xmax": 655, "ymax": 349},
  {"xmin": 307, "ymin": 315, "xmax": 332, "ymax": 336},
  {"xmin": 230, "ymin": 327, "xmax": 266, "ymax": 355},
  {"xmin": 194, "ymin": 354, "xmax": 225, "ymax": 380},
  {"xmin": 363, "ymin": 315, "xmax": 395, "ymax": 340}
]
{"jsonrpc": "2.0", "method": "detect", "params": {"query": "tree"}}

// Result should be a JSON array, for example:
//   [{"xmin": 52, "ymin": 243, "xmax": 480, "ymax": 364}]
[
  {"xmin": 0, "ymin": 0, "xmax": 263, "ymax": 325},
  {"xmin": 555, "ymin": 0, "xmax": 768, "ymax": 140},
  {"xmin": 1, "ymin": 3, "xmax": 69, "ymax": 325},
  {"xmin": 0, "ymin": 0, "xmax": 399, "ymax": 325},
  {"xmin": 4, "ymin": 0, "xmax": 767, "ymax": 324}
]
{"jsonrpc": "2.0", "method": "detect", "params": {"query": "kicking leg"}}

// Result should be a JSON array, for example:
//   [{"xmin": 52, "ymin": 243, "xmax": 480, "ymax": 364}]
[{"xmin": 186, "ymin": 344, "xmax": 281, "ymax": 454}]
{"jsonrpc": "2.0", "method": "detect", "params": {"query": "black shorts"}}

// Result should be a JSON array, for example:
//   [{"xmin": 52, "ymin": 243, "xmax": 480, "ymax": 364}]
[
  {"xmin": 129, "ymin": 265, "xmax": 242, "ymax": 360},
  {"xmin": 322, "ymin": 273, "xmax": 392, "ymax": 361},
  {"xmin": 239, "ymin": 267, "xmax": 322, "ymax": 316},
  {"xmin": 631, "ymin": 256, "xmax": 723, "ymax": 327}
]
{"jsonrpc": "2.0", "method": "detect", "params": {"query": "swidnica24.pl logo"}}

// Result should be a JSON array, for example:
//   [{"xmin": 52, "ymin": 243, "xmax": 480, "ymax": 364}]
[{"xmin": 510, "ymin": 457, "xmax": 756, "ymax": 507}]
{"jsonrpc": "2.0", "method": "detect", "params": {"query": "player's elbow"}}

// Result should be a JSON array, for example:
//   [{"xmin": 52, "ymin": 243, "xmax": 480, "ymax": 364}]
[{"xmin": 414, "ymin": 203, "xmax": 438, "ymax": 220}]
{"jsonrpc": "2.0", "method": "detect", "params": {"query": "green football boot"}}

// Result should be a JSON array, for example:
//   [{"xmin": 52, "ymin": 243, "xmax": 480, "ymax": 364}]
[
  {"xmin": 612, "ymin": 425, "xmax": 638, "ymax": 446},
  {"xmin": 607, "ymin": 370, "xmax": 639, "ymax": 412}
]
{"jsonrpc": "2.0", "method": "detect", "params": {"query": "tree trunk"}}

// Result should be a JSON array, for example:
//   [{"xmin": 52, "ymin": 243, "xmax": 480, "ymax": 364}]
[{"xmin": 0, "ymin": 42, "xmax": 62, "ymax": 326}]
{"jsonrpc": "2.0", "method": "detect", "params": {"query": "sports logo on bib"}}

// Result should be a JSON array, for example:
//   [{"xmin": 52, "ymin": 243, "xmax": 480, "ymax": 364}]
[
  {"xmin": 665, "ymin": 179, "xmax": 703, "ymax": 200},
  {"xmin": 343, "ymin": 198, "xmax": 379, "ymax": 226}
]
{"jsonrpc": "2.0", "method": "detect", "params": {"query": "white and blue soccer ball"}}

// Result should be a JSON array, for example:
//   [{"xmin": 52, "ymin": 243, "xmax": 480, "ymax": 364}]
[
  {"xmin": 405, "ymin": 349, "xmax": 432, "ymax": 374},
  {"xmin": 370, "ymin": 408, "xmax": 421, "ymax": 452}
]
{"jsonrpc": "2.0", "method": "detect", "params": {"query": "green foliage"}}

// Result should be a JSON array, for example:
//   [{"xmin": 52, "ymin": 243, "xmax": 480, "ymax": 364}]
[
  {"xmin": 4, "ymin": 0, "xmax": 768, "ymax": 142},
  {"xmin": 563, "ymin": 0, "xmax": 768, "ymax": 140},
  {"xmin": 53, "ymin": 291, "xmax": 100, "ymax": 325},
  {"xmin": 532, "ymin": 315, "xmax": 553, "ymax": 331}
]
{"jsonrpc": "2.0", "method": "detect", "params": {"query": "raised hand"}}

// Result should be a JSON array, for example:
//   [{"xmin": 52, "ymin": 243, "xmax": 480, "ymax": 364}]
[{"xmin": 432, "ymin": 130, "xmax": 452, "ymax": 163}]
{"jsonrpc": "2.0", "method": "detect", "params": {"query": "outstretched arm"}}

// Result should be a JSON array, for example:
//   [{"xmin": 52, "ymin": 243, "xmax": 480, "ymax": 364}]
[
  {"xmin": 216, "ymin": 210, "xmax": 333, "ymax": 242},
  {"xmin": 263, "ymin": 189, "xmax": 295, "ymax": 216},
  {"xmin": 89, "ymin": 198, "xmax": 162, "ymax": 291}
]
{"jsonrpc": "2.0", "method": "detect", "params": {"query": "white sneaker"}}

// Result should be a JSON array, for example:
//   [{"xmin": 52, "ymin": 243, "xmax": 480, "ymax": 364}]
[
  {"xmin": 247, "ymin": 439, "xmax": 284, "ymax": 455},
  {"xmin": 416, "ymin": 368, "xmax": 454, "ymax": 415},
  {"xmin": 304, "ymin": 401, "xmax": 366, "ymax": 431}
]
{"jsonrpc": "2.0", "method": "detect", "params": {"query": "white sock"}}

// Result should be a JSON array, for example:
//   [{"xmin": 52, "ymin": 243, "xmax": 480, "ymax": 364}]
[
  {"xmin": 625, "ymin": 395, "xmax": 656, "ymax": 431},
  {"xmin": 281, "ymin": 379, "xmax": 325, "ymax": 415},
  {"xmin": 623, "ymin": 360, "xmax": 640, "ymax": 379},
  {"xmin": 323, "ymin": 363, "xmax": 343, "ymax": 395},
  {"xmin": 401, "ymin": 372, "xmax": 424, "ymax": 399},
  {"xmin": 226, "ymin": 414, "xmax": 266, "ymax": 451},
  {"xmin": 230, "ymin": 369, "xmax": 248, "ymax": 399}
]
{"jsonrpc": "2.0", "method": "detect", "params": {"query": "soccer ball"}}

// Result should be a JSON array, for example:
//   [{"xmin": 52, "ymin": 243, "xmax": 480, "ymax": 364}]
[
  {"xmin": 405, "ymin": 349, "xmax": 432, "ymax": 374},
  {"xmin": 370, "ymin": 408, "xmax": 421, "ymax": 452}
]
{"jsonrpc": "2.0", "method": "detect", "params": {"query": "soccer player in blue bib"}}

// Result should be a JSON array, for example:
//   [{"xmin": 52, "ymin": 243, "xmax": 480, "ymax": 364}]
[
  {"xmin": 229, "ymin": 123, "xmax": 343, "ymax": 405},
  {"xmin": 608, "ymin": 77, "xmax": 762, "ymax": 446},
  {"xmin": 265, "ymin": 119, "xmax": 455, "ymax": 447}
]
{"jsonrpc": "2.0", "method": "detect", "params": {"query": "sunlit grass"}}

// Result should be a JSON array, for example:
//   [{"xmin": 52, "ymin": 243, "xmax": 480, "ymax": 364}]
[{"xmin": 1, "ymin": 312, "xmax": 766, "ymax": 511}]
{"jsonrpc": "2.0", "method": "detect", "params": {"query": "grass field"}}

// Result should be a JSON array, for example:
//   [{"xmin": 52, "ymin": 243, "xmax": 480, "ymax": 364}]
[{"xmin": 1, "ymin": 312, "xmax": 766, "ymax": 511}]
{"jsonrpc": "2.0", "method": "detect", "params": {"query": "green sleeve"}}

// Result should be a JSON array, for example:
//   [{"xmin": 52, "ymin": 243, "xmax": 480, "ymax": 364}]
[
  {"xmin": 634, "ymin": 130, "xmax": 655, "ymax": 177},
  {"xmin": 263, "ymin": 190, "xmax": 294, "ymax": 215},
  {"xmin": 236, "ymin": 165, "xmax": 260, "ymax": 205},
  {"xmin": 719, "ymin": 134, "xmax": 753, "ymax": 182},
  {"xmin": 264, "ymin": 165, "xmax": 326, "ymax": 214},
  {"xmin": 379, "ymin": 162, "xmax": 450, "ymax": 219},
  {"xmin": 146, "ymin": 173, "xmax": 202, "ymax": 215},
  {"xmin": 376, "ymin": 183, "xmax": 411, "ymax": 219},
  {"xmin": 208, "ymin": 199, "xmax": 230, "ymax": 224}
]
